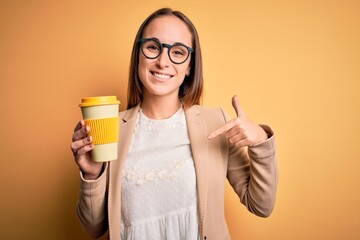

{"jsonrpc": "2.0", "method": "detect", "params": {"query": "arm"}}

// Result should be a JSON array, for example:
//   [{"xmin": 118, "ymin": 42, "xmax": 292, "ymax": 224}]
[
  {"xmin": 71, "ymin": 120, "xmax": 109, "ymax": 237},
  {"xmin": 226, "ymin": 121, "xmax": 278, "ymax": 217},
  {"xmin": 208, "ymin": 96, "xmax": 278, "ymax": 217},
  {"xmin": 76, "ymin": 163, "xmax": 109, "ymax": 238}
]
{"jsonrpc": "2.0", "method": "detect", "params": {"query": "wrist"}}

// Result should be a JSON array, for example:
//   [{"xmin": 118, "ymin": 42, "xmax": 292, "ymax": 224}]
[
  {"xmin": 81, "ymin": 164, "xmax": 104, "ymax": 180},
  {"xmin": 83, "ymin": 172, "xmax": 100, "ymax": 180}
]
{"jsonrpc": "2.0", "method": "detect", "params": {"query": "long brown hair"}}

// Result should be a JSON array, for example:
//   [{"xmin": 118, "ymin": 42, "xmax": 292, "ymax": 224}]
[{"xmin": 126, "ymin": 8, "xmax": 203, "ymax": 110}]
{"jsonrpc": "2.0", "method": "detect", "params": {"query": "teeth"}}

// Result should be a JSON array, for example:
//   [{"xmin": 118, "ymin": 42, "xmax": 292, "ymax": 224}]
[{"xmin": 153, "ymin": 72, "xmax": 171, "ymax": 79}]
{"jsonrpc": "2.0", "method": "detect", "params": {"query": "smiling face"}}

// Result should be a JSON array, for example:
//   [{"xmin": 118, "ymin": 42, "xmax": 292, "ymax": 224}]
[{"xmin": 138, "ymin": 15, "xmax": 193, "ymax": 101}]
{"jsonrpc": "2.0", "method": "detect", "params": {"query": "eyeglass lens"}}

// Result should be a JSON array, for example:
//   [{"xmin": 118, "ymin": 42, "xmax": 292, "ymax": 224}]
[{"xmin": 141, "ymin": 39, "xmax": 190, "ymax": 64}]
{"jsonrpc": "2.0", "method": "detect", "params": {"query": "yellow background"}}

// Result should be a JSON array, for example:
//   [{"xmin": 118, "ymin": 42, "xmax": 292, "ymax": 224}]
[{"xmin": 1, "ymin": 0, "xmax": 359, "ymax": 239}]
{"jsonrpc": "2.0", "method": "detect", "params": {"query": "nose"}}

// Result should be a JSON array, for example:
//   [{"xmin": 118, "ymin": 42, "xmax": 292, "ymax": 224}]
[{"xmin": 156, "ymin": 47, "xmax": 171, "ymax": 68}]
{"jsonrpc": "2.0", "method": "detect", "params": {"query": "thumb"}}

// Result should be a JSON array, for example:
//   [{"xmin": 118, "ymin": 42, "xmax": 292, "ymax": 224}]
[{"xmin": 232, "ymin": 95, "xmax": 245, "ymax": 117}]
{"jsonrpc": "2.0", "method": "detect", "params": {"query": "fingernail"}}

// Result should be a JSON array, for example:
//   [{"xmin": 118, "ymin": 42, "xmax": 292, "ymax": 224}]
[{"xmin": 87, "ymin": 136, "xmax": 92, "ymax": 142}]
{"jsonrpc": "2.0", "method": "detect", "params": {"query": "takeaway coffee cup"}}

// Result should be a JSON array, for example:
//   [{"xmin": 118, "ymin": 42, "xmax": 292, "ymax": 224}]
[{"xmin": 79, "ymin": 96, "xmax": 120, "ymax": 162}]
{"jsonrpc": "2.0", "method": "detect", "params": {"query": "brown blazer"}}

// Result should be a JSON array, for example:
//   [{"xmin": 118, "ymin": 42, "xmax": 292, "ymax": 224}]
[{"xmin": 77, "ymin": 104, "xmax": 278, "ymax": 240}]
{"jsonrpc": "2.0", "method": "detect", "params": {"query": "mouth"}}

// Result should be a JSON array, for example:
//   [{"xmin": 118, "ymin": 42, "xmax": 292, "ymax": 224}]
[{"xmin": 150, "ymin": 71, "xmax": 173, "ymax": 80}]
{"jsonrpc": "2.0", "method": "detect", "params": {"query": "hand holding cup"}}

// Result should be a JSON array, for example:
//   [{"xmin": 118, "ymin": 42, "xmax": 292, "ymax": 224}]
[
  {"xmin": 70, "ymin": 96, "xmax": 121, "ymax": 180},
  {"xmin": 71, "ymin": 120, "xmax": 103, "ymax": 180}
]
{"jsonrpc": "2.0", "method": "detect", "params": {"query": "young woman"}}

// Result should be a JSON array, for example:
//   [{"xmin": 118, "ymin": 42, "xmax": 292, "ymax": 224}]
[{"xmin": 71, "ymin": 8, "xmax": 278, "ymax": 240}]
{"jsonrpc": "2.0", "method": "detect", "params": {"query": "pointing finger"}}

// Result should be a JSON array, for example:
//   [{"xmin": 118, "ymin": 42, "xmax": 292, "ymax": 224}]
[
  {"xmin": 232, "ymin": 95, "xmax": 245, "ymax": 117},
  {"xmin": 208, "ymin": 120, "xmax": 236, "ymax": 140}
]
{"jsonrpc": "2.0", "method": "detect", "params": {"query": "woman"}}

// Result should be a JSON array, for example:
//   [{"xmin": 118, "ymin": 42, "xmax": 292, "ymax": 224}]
[{"xmin": 71, "ymin": 8, "xmax": 278, "ymax": 240}]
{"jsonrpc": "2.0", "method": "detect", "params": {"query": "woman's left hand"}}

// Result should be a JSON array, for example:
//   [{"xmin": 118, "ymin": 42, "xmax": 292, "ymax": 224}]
[{"xmin": 208, "ymin": 95, "xmax": 268, "ymax": 147}]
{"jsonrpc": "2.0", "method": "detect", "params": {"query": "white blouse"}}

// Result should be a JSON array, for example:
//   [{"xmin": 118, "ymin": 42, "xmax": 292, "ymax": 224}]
[{"xmin": 120, "ymin": 107, "xmax": 200, "ymax": 240}]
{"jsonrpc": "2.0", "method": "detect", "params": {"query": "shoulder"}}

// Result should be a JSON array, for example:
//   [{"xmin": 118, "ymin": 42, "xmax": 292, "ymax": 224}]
[
  {"xmin": 119, "ymin": 108, "xmax": 130, "ymax": 118},
  {"xmin": 119, "ymin": 105, "xmax": 140, "ymax": 122},
  {"xmin": 186, "ymin": 105, "xmax": 230, "ymax": 124}
]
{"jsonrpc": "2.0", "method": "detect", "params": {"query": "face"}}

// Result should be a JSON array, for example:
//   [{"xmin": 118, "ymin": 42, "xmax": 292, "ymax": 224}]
[{"xmin": 138, "ymin": 15, "xmax": 192, "ymax": 101}]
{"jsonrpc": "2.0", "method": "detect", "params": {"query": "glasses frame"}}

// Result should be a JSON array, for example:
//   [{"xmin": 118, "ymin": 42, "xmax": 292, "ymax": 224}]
[{"xmin": 138, "ymin": 38, "xmax": 193, "ymax": 64}]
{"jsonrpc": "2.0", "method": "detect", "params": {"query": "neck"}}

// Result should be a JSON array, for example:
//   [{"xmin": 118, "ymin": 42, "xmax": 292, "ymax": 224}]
[{"xmin": 141, "ymin": 95, "xmax": 182, "ymax": 120}]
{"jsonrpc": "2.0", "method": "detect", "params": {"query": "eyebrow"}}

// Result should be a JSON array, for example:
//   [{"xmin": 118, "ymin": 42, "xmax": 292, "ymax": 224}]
[{"xmin": 146, "ymin": 37, "xmax": 191, "ymax": 47}]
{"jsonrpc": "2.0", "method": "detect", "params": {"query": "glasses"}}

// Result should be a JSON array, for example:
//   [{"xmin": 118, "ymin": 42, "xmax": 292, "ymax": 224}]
[{"xmin": 138, "ymin": 38, "xmax": 193, "ymax": 64}]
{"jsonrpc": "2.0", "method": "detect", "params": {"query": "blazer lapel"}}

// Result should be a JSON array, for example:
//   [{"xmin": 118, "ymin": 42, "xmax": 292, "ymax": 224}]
[
  {"xmin": 185, "ymin": 105, "xmax": 209, "ymax": 231},
  {"xmin": 108, "ymin": 105, "xmax": 140, "ymax": 240},
  {"xmin": 117, "ymin": 105, "xmax": 140, "ymax": 167}
]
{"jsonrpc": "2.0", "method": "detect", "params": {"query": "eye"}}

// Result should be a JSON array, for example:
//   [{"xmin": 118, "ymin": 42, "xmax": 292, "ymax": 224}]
[
  {"xmin": 143, "ymin": 40, "xmax": 161, "ymax": 53},
  {"xmin": 174, "ymin": 50, "xmax": 185, "ymax": 56},
  {"xmin": 147, "ymin": 44, "xmax": 160, "ymax": 52},
  {"xmin": 171, "ymin": 46, "xmax": 187, "ymax": 57}
]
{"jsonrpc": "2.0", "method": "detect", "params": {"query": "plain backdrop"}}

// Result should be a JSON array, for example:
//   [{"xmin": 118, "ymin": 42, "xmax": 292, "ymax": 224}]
[{"xmin": 0, "ymin": 0, "xmax": 359, "ymax": 239}]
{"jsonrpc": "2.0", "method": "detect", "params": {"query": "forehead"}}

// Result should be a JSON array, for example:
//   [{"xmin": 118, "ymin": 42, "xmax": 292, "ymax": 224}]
[{"xmin": 142, "ymin": 15, "xmax": 192, "ymax": 47}]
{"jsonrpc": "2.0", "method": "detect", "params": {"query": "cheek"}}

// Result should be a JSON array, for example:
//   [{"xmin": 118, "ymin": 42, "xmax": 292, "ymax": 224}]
[
  {"xmin": 138, "ymin": 56, "xmax": 145, "ymax": 71},
  {"xmin": 138, "ymin": 57, "xmax": 148, "ymax": 80},
  {"xmin": 179, "ymin": 63, "xmax": 191, "ymax": 77},
  {"xmin": 183, "ymin": 59, "xmax": 191, "ymax": 75}
]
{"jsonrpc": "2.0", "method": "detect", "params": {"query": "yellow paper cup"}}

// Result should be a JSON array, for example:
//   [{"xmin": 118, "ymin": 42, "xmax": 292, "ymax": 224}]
[{"xmin": 79, "ymin": 96, "xmax": 120, "ymax": 162}]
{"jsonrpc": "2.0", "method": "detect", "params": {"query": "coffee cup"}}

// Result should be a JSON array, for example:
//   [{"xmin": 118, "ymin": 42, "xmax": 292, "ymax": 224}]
[{"xmin": 79, "ymin": 96, "xmax": 120, "ymax": 162}]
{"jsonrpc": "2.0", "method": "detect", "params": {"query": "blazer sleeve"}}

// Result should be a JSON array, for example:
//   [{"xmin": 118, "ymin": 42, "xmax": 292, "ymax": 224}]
[
  {"xmin": 222, "ymin": 108, "xmax": 279, "ymax": 217},
  {"xmin": 76, "ymin": 162, "xmax": 109, "ymax": 238}
]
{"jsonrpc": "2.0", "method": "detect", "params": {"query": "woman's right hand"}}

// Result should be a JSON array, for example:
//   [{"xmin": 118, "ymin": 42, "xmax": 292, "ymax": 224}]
[{"xmin": 70, "ymin": 120, "xmax": 103, "ymax": 180}]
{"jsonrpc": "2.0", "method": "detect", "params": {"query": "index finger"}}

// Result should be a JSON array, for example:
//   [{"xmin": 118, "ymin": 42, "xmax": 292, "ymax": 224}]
[
  {"xmin": 73, "ymin": 120, "xmax": 85, "ymax": 132},
  {"xmin": 72, "ymin": 120, "xmax": 89, "ymax": 142},
  {"xmin": 207, "ymin": 120, "xmax": 236, "ymax": 140}
]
